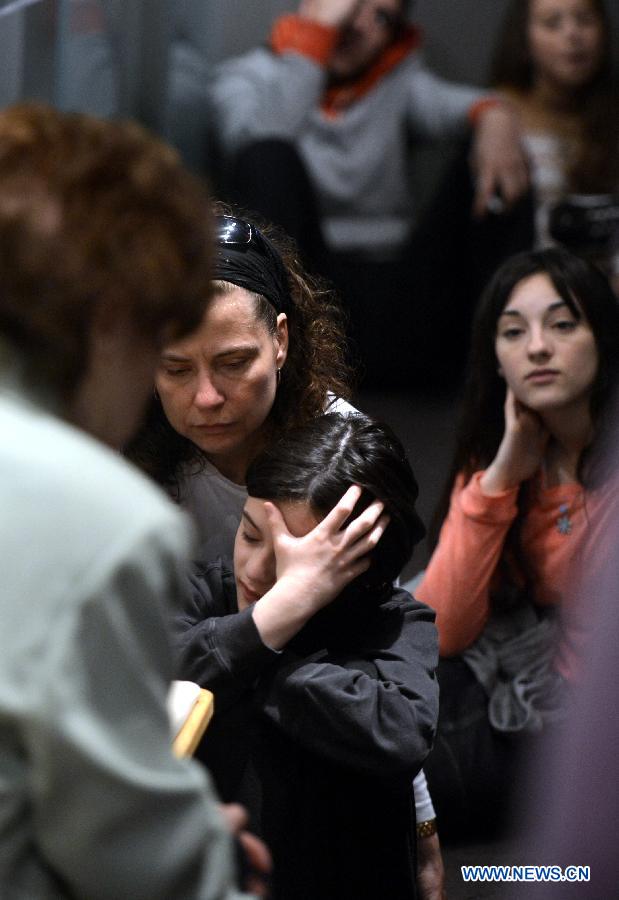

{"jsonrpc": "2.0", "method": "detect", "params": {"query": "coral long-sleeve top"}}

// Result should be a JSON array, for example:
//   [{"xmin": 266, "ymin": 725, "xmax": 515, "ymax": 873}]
[{"xmin": 415, "ymin": 470, "xmax": 613, "ymax": 675}]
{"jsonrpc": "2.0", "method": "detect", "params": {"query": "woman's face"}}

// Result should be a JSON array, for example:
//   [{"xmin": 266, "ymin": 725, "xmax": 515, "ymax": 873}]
[
  {"xmin": 155, "ymin": 287, "xmax": 288, "ymax": 483},
  {"xmin": 527, "ymin": 0, "xmax": 605, "ymax": 92},
  {"xmin": 495, "ymin": 272, "xmax": 598, "ymax": 414},
  {"xmin": 234, "ymin": 497, "xmax": 319, "ymax": 609}
]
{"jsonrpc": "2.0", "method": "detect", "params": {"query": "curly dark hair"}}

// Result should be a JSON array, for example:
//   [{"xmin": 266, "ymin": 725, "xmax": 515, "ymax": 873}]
[
  {"xmin": 126, "ymin": 202, "xmax": 354, "ymax": 491},
  {"xmin": 490, "ymin": 0, "xmax": 619, "ymax": 193}
]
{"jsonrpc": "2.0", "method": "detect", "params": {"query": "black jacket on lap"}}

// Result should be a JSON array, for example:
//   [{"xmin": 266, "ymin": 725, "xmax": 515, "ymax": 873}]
[{"xmin": 173, "ymin": 562, "xmax": 439, "ymax": 900}]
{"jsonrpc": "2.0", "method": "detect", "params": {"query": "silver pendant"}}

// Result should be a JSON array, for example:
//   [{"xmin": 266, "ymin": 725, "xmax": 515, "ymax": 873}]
[{"xmin": 556, "ymin": 503, "xmax": 572, "ymax": 535}]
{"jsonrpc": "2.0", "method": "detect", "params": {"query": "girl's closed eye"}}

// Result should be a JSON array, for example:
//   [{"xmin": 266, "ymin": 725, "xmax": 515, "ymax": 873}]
[{"xmin": 241, "ymin": 529, "xmax": 260, "ymax": 544}]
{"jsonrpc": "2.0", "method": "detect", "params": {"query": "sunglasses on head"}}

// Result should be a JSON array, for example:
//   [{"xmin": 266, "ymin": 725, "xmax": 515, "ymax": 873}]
[{"xmin": 215, "ymin": 215, "xmax": 269, "ymax": 257}]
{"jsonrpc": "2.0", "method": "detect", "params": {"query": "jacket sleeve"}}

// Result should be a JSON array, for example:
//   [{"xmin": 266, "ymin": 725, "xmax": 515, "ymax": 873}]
[
  {"xmin": 210, "ymin": 16, "xmax": 336, "ymax": 155},
  {"xmin": 403, "ymin": 56, "xmax": 488, "ymax": 140},
  {"xmin": 28, "ymin": 523, "xmax": 248, "ymax": 900},
  {"xmin": 173, "ymin": 566, "xmax": 280, "ymax": 711},
  {"xmin": 416, "ymin": 471, "xmax": 519, "ymax": 656},
  {"xmin": 255, "ymin": 592, "xmax": 439, "ymax": 777}
]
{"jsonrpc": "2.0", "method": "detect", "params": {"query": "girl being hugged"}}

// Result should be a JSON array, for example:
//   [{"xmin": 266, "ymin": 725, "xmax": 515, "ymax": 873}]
[
  {"xmin": 417, "ymin": 246, "xmax": 619, "ymax": 836},
  {"xmin": 174, "ymin": 413, "xmax": 439, "ymax": 900}
]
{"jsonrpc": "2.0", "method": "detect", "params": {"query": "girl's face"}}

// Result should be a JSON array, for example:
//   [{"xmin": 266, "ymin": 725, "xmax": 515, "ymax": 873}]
[
  {"xmin": 527, "ymin": 0, "xmax": 605, "ymax": 92},
  {"xmin": 495, "ymin": 272, "xmax": 598, "ymax": 414},
  {"xmin": 233, "ymin": 497, "xmax": 319, "ymax": 610},
  {"xmin": 155, "ymin": 286, "xmax": 288, "ymax": 483}
]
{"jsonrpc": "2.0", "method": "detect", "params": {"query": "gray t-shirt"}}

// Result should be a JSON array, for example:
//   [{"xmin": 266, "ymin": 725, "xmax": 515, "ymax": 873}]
[{"xmin": 178, "ymin": 396, "xmax": 358, "ymax": 566}]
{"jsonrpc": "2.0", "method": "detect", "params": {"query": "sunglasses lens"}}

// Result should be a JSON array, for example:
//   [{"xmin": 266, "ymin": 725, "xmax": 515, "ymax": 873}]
[{"xmin": 216, "ymin": 216, "xmax": 252, "ymax": 245}]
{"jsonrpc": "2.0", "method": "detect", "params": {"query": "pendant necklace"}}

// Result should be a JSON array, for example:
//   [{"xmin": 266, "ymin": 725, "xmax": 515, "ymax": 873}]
[
  {"xmin": 543, "ymin": 459, "xmax": 576, "ymax": 536},
  {"xmin": 556, "ymin": 502, "xmax": 573, "ymax": 535}
]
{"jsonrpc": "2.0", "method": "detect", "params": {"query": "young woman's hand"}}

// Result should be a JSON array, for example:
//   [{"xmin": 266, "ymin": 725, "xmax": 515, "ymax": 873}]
[
  {"xmin": 251, "ymin": 486, "xmax": 389, "ymax": 649},
  {"xmin": 267, "ymin": 484, "xmax": 388, "ymax": 606},
  {"xmin": 480, "ymin": 388, "xmax": 549, "ymax": 495}
]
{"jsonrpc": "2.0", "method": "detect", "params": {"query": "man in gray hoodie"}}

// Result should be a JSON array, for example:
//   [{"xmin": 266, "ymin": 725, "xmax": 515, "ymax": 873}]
[{"xmin": 211, "ymin": 0, "xmax": 528, "ymax": 386}]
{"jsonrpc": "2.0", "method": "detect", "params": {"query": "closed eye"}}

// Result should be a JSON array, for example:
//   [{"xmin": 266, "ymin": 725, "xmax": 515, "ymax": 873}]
[
  {"xmin": 240, "ymin": 529, "xmax": 260, "ymax": 544},
  {"xmin": 163, "ymin": 366, "xmax": 191, "ymax": 377},
  {"xmin": 222, "ymin": 358, "xmax": 250, "ymax": 371}
]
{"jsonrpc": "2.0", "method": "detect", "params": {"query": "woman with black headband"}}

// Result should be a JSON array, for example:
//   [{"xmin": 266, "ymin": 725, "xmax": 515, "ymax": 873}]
[
  {"xmin": 127, "ymin": 205, "xmax": 354, "ymax": 564},
  {"xmin": 128, "ymin": 207, "xmax": 446, "ymax": 898}
]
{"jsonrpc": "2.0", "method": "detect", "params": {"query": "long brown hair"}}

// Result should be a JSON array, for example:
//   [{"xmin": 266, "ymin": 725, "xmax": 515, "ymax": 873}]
[{"xmin": 490, "ymin": 0, "xmax": 619, "ymax": 192}]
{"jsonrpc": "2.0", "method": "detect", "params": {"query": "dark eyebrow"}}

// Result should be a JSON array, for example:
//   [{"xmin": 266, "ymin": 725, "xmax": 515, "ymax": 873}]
[
  {"xmin": 160, "ymin": 352, "xmax": 190, "ymax": 362},
  {"xmin": 160, "ymin": 345, "xmax": 260, "ymax": 363},
  {"xmin": 214, "ymin": 346, "xmax": 259, "ymax": 362},
  {"xmin": 241, "ymin": 509, "xmax": 260, "ymax": 530},
  {"xmin": 499, "ymin": 300, "xmax": 568, "ymax": 318}
]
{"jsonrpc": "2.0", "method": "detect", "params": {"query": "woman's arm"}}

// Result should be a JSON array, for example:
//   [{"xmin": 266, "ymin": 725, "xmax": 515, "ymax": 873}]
[
  {"xmin": 415, "ymin": 472, "xmax": 519, "ymax": 656},
  {"xmin": 417, "ymin": 389, "xmax": 548, "ymax": 655},
  {"xmin": 255, "ymin": 590, "xmax": 439, "ymax": 777},
  {"xmin": 174, "ymin": 565, "xmax": 280, "ymax": 712},
  {"xmin": 174, "ymin": 487, "xmax": 389, "ymax": 709}
]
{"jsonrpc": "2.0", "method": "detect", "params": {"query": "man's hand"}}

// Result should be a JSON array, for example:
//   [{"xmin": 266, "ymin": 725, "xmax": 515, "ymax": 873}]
[
  {"xmin": 471, "ymin": 102, "xmax": 529, "ymax": 218},
  {"xmin": 298, "ymin": 0, "xmax": 359, "ymax": 28},
  {"xmin": 417, "ymin": 831, "xmax": 447, "ymax": 900}
]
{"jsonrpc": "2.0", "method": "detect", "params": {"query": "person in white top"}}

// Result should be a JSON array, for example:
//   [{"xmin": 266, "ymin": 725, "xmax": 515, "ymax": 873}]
[
  {"xmin": 490, "ymin": 0, "xmax": 619, "ymax": 288},
  {"xmin": 128, "ymin": 205, "xmax": 356, "ymax": 565}
]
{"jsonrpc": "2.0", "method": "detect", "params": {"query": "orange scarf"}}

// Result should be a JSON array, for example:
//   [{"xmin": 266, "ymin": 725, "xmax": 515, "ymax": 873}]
[{"xmin": 321, "ymin": 26, "xmax": 422, "ymax": 118}]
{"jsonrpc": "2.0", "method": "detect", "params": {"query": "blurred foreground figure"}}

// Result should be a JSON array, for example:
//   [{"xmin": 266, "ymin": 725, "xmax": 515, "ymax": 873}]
[
  {"xmin": 517, "ymin": 432, "xmax": 619, "ymax": 898},
  {"xmin": 0, "ymin": 103, "xmax": 257, "ymax": 898}
]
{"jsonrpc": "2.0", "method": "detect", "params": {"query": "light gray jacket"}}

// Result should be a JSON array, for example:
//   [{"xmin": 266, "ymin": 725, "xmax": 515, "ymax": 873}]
[{"xmin": 0, "ymin": 361, "xmax": 249, "ymax": 899}]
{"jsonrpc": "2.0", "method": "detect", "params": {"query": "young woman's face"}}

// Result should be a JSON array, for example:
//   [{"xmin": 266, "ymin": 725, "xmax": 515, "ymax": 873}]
[
  {"xmin": 155, "ymin": 287, "xmax": 288, "ymax": 483},
  {"xmin": 233, "ymin": 497, "xmax": 320, "ymax": 610},
  {"xmin": 527, "ymin": 0, "xmax": 605, "ymax": 91},
  {"xmin": 495, "ymin": 272, "xmax": 599, "ymax": 414}
]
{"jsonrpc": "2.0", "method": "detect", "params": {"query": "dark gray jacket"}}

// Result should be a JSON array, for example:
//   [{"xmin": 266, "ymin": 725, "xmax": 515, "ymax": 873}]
[{"xmin": 174, "ymin": 562, "xmax": 439, "ymax": 900}]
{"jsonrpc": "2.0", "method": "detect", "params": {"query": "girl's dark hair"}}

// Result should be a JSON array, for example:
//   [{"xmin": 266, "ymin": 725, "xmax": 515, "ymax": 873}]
[
  {"xmin": 490, "ymin": 0, "xmax": 619, "ymax": 192},
  {"xmin": 430, "ymin": 247, "xmax": 619, "ymax": 594},
  {"xmin": 126, "ymin": 202, "xmax": 354, "ymax": 490},
  {"xmin": 246, "ymin": 413, "xmax": 426, "ymax": 593}
]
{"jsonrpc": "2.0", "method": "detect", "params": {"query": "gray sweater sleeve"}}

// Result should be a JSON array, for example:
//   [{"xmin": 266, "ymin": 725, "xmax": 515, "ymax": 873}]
[
  {"xmin": 210, "ymin": 47, "xmax": 326, "ymax": 153},
  {"xmin": 402, "ymin": 55, "xmax": 486, "ymax": 140},
  {"xmin": 28, "ymin": 526, "xmax": 248, "ymax": 900}
]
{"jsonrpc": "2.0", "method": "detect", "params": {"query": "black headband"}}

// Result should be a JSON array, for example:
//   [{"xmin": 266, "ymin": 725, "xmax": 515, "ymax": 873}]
[{"xmin": 212, "ymin": 216, "xmax": 292, "ymax": 316}]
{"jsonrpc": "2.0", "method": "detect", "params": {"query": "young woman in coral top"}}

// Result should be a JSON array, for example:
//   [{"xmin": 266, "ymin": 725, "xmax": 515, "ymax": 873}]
[{"xmin": 416, "ymin": 246, "xmax": 619, "ymax": 838}]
